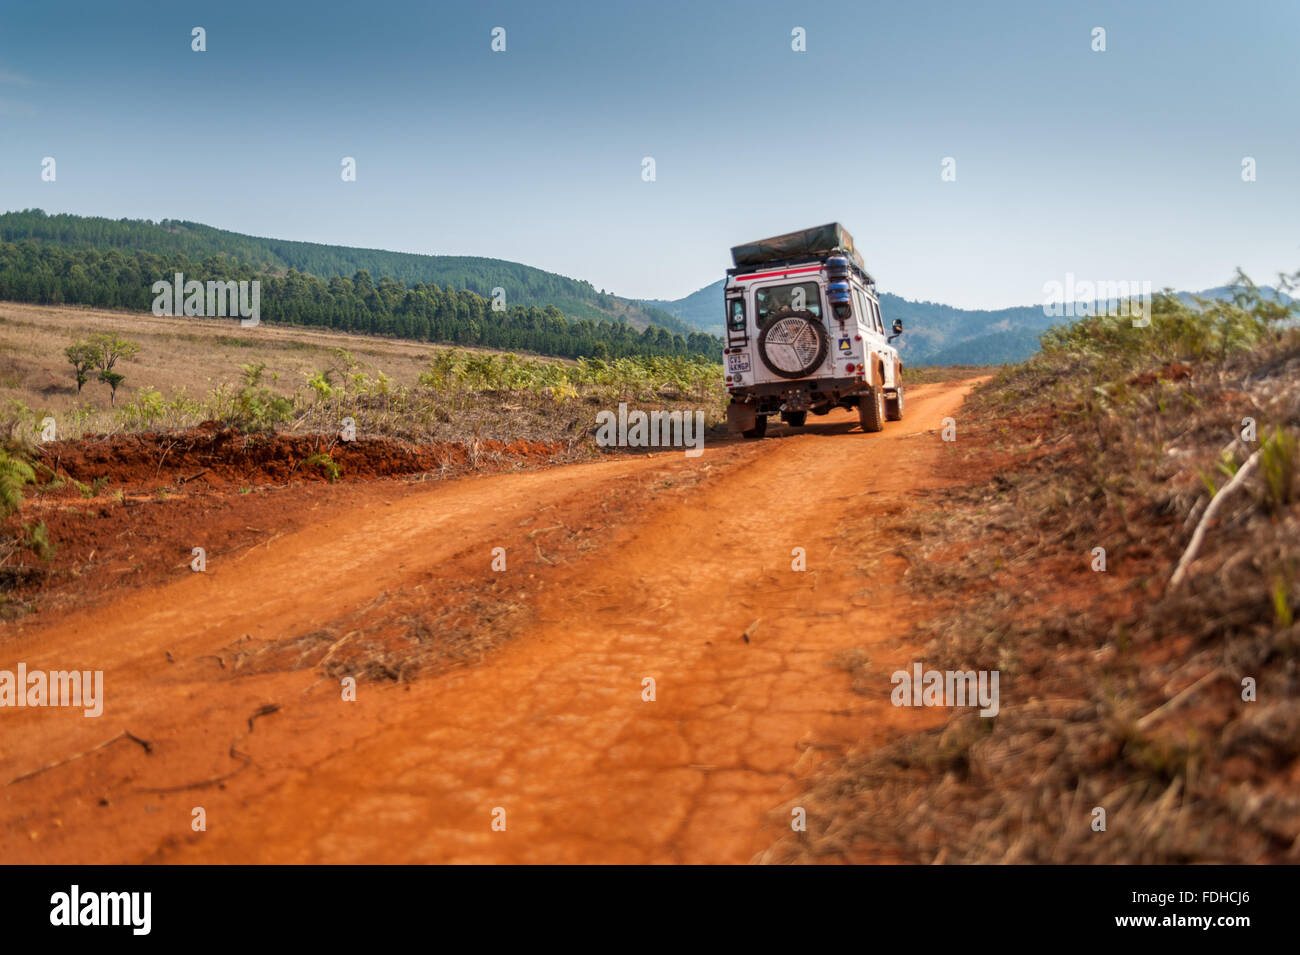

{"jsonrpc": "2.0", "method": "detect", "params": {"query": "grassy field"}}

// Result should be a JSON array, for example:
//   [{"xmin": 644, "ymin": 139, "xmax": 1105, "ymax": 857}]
[
  {"xmin": 0, "ymin": 301, "xmax": 725, "ymax": 444},
  {"xmin": 0, "ymin": 301, "xmax": 457, "ymax": 423}
]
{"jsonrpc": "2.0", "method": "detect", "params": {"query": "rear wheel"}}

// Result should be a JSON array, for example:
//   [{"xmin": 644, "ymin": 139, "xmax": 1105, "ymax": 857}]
[
  {"xmin": 780, "ymin": 410, "xmax": 807, "ymax": 428},
  {"xmin": 858, "ymin": 387, "xmax": 885, "ymax": 433},
  {"xmin": 742, "ymin": 415, "xmax": 768, "ymax": 439},
  {"xmin": 885, "ymin": 384, "xmax": 904, "ymax": 421}
]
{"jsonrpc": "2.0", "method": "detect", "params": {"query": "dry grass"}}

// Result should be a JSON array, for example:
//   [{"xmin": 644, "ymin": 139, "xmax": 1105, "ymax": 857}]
[
  {"xmin": 0, "ymin": 301, "xmax": 447, "ymax": 419},
  {"xmin": 764, "ymin": 287, "xmax": 1300, "ymax": 865},
  {"xmin": 0, "ymin": 301, "xmax": 726, "ymax": 446},
  {"xmin": 905, "ymin": 364, "xmax": 995, "ymax": 385},
  {"xmin": 216, "ymin": 586, "xmax": 525, "ymax": 684}
]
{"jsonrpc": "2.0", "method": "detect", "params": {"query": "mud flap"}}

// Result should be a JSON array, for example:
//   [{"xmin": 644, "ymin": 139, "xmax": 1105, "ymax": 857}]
[{"xmin": 727, "ymin": 401, "xmax": 757, "ymax": 434}]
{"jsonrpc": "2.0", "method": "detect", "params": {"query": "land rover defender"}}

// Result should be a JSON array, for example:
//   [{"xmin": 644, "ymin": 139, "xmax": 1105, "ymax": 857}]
[{"xmin": 722, "ymin": 223, "xmax": 903, "ymax": 438}]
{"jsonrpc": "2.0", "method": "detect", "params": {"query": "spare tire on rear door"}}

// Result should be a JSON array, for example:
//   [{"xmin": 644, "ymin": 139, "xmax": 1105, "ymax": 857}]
[{"xmin": 756, "ymin": 310, "xmax": 829, "ymax": 380}]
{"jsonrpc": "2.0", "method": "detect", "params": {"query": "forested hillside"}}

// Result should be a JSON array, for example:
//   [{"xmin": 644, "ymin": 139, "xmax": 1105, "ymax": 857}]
[
  {"xmin": 0, "ymin": 209, "xmax": 695, "ymax": 336},
  {"xmin": 0, "ymin": 236, "xmax": 719, "ymax": 360},
  {"xmin": 0, "ymin": 210, "xmax": 722, "ymax": 361}
]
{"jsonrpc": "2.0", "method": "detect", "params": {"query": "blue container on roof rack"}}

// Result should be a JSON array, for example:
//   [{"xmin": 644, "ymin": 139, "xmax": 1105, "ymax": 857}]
[
  {"xmin": 827, "ymin": 279, "xmax": 852, "ymax": 308},
  {"xmin": 825, "ymin": 254, "xmax": 852, "ymax": 279}
]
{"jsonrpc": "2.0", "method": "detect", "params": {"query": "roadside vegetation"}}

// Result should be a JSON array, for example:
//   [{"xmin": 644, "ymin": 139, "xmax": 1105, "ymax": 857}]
[
  {"xmin": 769, "ymin": 272, "xmax": 1300, "ymax": 864},
  {"xmin": 0, "ymin": 440, "xmax": 42, "ymax": 599},
  {"xmin": 9, "ymin": 346, "xmax": 726, "ymax": 443}
]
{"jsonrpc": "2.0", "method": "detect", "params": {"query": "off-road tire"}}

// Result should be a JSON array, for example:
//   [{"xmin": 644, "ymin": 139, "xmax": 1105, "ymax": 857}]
[
  {"xmin": 858, "ymin": 387, "xmax": 885, "ymax": 433},
  {"xmin": 885, "ymin": 384, "xmax": 904, "ymax": 421},
  {"xmin": 742, "ymin": 415, "xmax": 768, "ymax": 439},
  {"xmin": 780, "ymin": 411, "xmax": 807, "ymax": 428},
  {"xmin": 756, "ymin": 310, "xmax": 830, "ymax": 380}
]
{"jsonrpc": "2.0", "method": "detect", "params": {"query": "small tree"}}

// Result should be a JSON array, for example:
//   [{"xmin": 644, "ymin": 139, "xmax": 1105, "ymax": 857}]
[
  {"xmin": 64, "ymin": 341, "xmax": 99, "ymax": 393},
  {"xmin": 87, "ymin": 333, "xmax": 140, "ymax": 406},
  {"xmin": 98, "ymin": 369, "xmax": 126, "ymax": 404}
]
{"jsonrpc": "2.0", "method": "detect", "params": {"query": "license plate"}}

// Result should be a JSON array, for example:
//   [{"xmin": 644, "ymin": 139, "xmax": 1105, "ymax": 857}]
[{"xmin": 727, "ymin": 353, "xmax": 751, "ymax": 373}]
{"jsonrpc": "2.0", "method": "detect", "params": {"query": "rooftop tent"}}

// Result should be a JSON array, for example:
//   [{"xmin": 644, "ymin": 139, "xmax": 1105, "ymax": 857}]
[{"xmin": 730, "ymin": 222, "xmax": 867, "ymax": 273}]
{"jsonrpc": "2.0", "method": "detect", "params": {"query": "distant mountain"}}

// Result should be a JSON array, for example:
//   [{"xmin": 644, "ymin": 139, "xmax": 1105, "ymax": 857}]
[
  {"xmin": 1174, "ymin": 286, "xmax": 1296, "ymax": 309},
  {"xmin": 875, "ymin": 293, "xmax": 1055, "ymax": 366},
  {"xmin": 643, "ymin": 281, "xmax": 1295, "ymax": 367},
  {"xmin": 917, "ymin": 328, "xmax": 1047, "ymax": 367},
  {"xmin": 0, "ymin": 209, "xmax": 695, "ymax": 337},
  {"xmin": 641, "ymin": 283, "xmax": 726, "ymax": 337}
]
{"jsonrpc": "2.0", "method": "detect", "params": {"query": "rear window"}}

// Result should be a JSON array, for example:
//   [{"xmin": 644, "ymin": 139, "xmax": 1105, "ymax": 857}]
[
  {"xmin": 727, "ymin": 297, "xmax": 746, "ymax": 331},
  {"xmin": 755, "ymin": 281, "xmax": 821, "ymax": 324}
]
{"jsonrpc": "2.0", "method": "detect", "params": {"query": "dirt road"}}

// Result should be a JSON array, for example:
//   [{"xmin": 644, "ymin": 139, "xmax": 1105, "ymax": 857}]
[{"xmin": 1, "ymin": 380, "xmax": 978, "ymax": 863}]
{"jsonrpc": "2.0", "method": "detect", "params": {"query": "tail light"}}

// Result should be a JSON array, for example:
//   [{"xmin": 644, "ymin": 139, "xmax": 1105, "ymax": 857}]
[{"xmin": 845, "ymin": 363, "xmax": 856, "ymax": 373}]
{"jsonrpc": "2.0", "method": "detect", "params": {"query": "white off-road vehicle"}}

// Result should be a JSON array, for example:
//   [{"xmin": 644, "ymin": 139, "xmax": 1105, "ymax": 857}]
[{"xmin": 722, "ymin": 223, "xmax": 904, "ymax": 438}]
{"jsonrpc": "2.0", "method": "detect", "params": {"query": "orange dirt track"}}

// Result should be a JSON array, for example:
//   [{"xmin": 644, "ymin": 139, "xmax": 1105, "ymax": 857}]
[{"xmin": 1, "ymin": 381, "xmax": 979, "ymax": 864}]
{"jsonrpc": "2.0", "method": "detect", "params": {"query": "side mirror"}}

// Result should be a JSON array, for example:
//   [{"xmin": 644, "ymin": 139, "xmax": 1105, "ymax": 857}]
[{"xmin": 892, "ymin": 319, "xmax": 903, "ymax": 335}]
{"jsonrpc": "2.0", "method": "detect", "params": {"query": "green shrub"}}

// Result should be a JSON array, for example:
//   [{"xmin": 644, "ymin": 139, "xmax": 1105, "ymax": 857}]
[
  {"xmin": 121, "ymin": 386, "xmax": 165, "ymax": 430},
  {"xmin": 22, "ymin": 521, "xmax": 54, "ymax": 561},
  {"xmin": 226, "ymin": 363, "xmax": 295, "ymax": 431},
  {"xmin": 1258, "ymin": 425, "xmax": 1299, "ymax": 513},
  {"xmin": 305, "ymin": 451, "xmax": 341, "ymax": 482},
  {"xmin": 0, "ymin": 446, "xmax": 35, "ymax": 517}
]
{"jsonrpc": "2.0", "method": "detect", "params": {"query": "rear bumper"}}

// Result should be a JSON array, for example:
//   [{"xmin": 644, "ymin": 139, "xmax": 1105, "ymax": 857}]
[{"xmin": 727, "ymin": 377, "xmax": 870, "ymax": 422}]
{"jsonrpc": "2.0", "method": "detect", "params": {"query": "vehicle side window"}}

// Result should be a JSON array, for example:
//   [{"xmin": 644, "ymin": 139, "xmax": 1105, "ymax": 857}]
[
  {"xmin": 852, "ymin": 288, "xmax": 868, "ymax": 328},
  {"xmin": 870, "ymin": 298, "xmax": 884, "ymax": 334}
]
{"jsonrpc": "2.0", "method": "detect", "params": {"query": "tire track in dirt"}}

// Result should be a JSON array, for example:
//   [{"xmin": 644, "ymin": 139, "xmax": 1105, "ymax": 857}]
[{"xmin": 1, "ymin": 381, "xmax": 978, "ymax": 863}]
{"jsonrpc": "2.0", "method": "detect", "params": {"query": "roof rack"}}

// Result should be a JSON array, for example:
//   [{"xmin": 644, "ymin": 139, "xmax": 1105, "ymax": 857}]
[
  {"xmin": 727, "ymin": 254, "xmax": 875, "ymax": 287},
  {"xmin": 728, "ymin": 223, "xmax": 874, "ymax": 285}
]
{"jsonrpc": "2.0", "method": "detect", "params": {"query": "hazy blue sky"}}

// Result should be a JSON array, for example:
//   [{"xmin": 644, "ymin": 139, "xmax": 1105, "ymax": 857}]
[{"xmin": 2, "ymin": 0, "xmax": 1296, "ymax": 308}]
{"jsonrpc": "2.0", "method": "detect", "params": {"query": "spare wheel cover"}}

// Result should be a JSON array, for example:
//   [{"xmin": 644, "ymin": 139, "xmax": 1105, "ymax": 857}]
[{"xmin": 757, "ymin": 310, "xmax": 829, "ymax": 380}]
